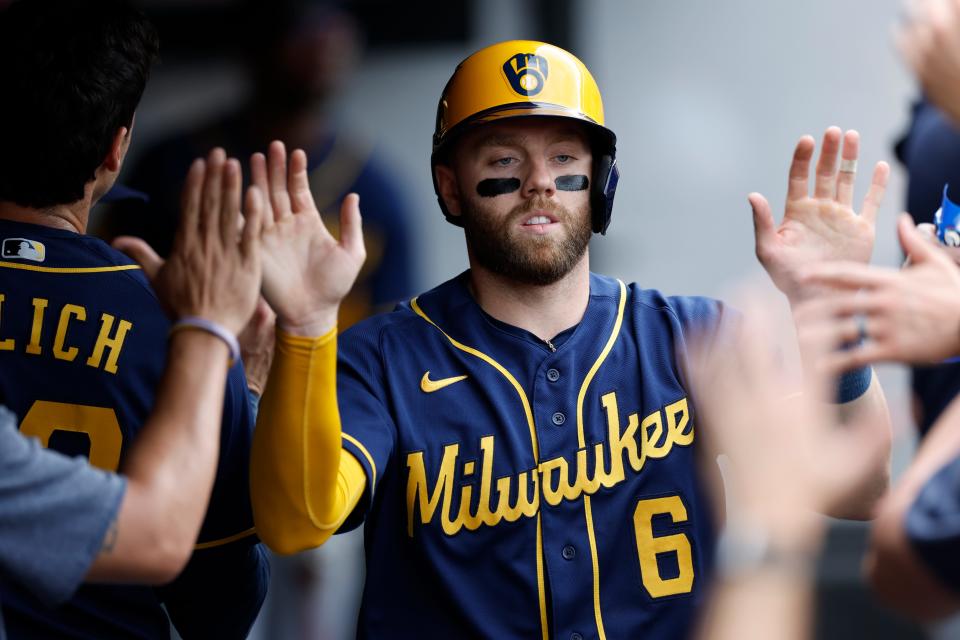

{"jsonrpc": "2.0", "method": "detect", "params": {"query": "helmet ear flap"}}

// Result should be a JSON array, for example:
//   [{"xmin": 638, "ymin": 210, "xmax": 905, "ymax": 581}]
[
  {"xmin": 591, "ymin": 154, "xmax": 619, "ymax": 234},
  {"xmin": 432, "ymin": 150, "xmax": 465, "ymax": 227}
]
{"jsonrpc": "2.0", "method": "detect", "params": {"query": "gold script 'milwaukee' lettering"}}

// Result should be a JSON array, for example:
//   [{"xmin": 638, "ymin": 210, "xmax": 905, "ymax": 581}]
[{"xmin": 405, "ymin": 392, "xmax": 693, "ymax": 536}]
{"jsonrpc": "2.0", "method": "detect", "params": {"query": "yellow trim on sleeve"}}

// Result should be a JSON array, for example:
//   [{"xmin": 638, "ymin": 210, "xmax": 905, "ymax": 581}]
[
  {"xmin": 410, "ymin": 295, "xmax": 547, "ymax": 640},
  {"xmin": 0, "ymin": 260, "xmax": 141, "ymax": 274},
  {"xmin": 194, "ymin": 526, "xmax": 257, "ymax": 550},
  {"xmin": 576, "ymin": 279, "xmax": 626, "ymax": 640},
  {"xmin": 342, "ymin": 432, "xmax": 377, "ymax": 490}
]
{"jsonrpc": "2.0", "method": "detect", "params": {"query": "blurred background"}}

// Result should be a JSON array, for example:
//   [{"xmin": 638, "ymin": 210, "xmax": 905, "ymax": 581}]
[{"xmin": 94, "ymin": 0, "xmax": 933, "ymax": 637}]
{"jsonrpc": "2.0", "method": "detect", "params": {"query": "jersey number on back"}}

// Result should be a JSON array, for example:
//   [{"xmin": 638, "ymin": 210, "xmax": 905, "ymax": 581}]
[
  {"xmin": 633, "ymin": 495, "xmax": 694, "ymax": 598},
  {"xmin": 19, "ymin": 400, "xmax": 122, "ymax": 471}
]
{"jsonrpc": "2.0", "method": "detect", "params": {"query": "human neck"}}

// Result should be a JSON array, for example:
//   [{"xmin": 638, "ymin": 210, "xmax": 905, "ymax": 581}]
[
  {"xmin": 0, "ymin": 193, "xmax": 91, "ymax": 234},
  {"xmin": 468, "ymin": 254, "xmax": 591, "ymax": 342}
]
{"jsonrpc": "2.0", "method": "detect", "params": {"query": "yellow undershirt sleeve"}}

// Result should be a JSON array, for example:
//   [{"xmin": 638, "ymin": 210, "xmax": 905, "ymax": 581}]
[{"xmin": 250, "ymin": 327, "xmax": 368, "ymax": 555}]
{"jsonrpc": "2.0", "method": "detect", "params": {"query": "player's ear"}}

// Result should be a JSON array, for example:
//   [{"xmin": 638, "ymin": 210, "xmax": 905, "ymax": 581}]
[
  {"xmin": 434, "ymin": 164, "xmax": 463, "ymax": 217},
  {"xmin": 102, "ymin": 125, "xmax": 131, "ymax": 173}
]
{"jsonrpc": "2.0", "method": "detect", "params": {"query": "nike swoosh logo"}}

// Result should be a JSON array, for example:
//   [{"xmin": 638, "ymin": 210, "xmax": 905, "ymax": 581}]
[{"xmin": 420, "ymin": 371, "xmax": 468, "ymax": 393}]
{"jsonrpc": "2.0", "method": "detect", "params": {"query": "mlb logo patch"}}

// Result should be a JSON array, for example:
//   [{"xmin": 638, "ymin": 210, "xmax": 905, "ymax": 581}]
[{"xmin": 2, "ymin": 238, "xmax": 46, "ymax": 262}]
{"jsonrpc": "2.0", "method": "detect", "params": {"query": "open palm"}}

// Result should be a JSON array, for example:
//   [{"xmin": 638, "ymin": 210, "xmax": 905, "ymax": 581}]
[
  {"xmin": 752, "ymin": 127, "xmax": 889, "ymax": 304},
  {"xmin": 251, "ymin": 141, "xmax": 366, "ymax": 336}
]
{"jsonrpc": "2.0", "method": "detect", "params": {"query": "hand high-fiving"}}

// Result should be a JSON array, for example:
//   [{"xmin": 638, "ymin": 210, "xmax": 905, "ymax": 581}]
[
  {"xmin": 751, "ymin": 127, "xmax": 889, "ymax": 304},
  {"xmin": 116, "ymin": 148, "xmax": 264, "ymax": 336},
  {"xmin": 251, "ymin": 141, "xmax": 366, "ymax": 337},
  {"xmin": 798, "ymin": 214, "xmax": 960, "ymax": 367}
]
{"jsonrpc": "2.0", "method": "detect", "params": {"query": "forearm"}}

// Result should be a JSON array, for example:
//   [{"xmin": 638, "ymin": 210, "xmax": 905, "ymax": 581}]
[
  {"xmin": 866, "ymin": 489, "xmax": 960, "ymax": 620},
  {"xmin": 826, "ymin": 374, "xmax": 892, "ymax": 519},
  {"xmin": 86, "ymin": 331, "xmax": 230, "ymax": 584},
  {"xmin": 251, "ymin": 328, "xmax": 366, "ymax": 554},
  {"xmin": 865, "ymin": 393, "xmax": 960, "ymax": 618}
]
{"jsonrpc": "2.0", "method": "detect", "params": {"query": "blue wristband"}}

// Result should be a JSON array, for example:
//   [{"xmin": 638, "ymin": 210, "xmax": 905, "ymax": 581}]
[
  {"xmin": 169, "ymin": 316, "xmax": 241, "ymax": 364},
  {"xmin": 836, "ymin": 366, "xmax": 872, "ymax": 403}
]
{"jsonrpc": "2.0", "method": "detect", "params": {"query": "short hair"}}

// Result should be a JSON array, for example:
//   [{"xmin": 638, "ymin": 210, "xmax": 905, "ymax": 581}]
[{"xmin": 0, "ymin": 0, "xmax": 159, "ymax": 208}]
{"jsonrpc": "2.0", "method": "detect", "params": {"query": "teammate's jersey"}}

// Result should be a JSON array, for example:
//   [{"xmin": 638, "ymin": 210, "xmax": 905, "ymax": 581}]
[
  {"xmin": 0, "ymin": 219, "xmax": 266, "ymax": 639},
  {"xmin": 337, "ymin": 271, "xmax": 729, "ymax": 639}
]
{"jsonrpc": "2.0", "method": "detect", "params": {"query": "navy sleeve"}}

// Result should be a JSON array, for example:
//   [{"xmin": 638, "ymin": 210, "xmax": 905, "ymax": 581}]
[
  {"xmin": 905, "ymin": 455, "xmax": 960, "ymax": 592},
  {"xmin": 337, "ymin": 320, "xmax": 399, "ymax": 532}
]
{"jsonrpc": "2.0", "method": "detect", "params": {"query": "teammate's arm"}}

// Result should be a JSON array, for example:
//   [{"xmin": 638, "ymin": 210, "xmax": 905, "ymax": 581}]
[
  {"xmin": 89, "ymin": 151, "xmax": 264, "ymax": 582},
  {"xmin": 750, "ymin": 127, "xmax": 893, "ymax": 519},
  {"xmin": 864, "ymin": 393, "xmax": 960, "ymax": 621},
  {"xmin": 795, "ymin": 217, "xmax": 960, "ymax": 618},
  {"xmin": 247, "ymin": 141, "xmax": 369, "ymax": 553}
]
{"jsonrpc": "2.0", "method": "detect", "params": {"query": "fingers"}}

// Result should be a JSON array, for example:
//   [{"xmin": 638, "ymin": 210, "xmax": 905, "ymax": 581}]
[
  {"xmin": 801, "ymin": 260, "xmax": 900, "ymax": 290},
  {"xmin": 242, "ymin": 185, "xmax": 265, "ymax": 262},
  {"xmin": 175, "ymin": 158, "xmax": 206, "ymax": 254},
  {"xmin": 250, "ymin": 152, "xmax": 273, "ymax": 229},
  {"xmin": 787, "ymin": 135, "xmax": 816, "ymax": 201},
  {"xmin": 220, "ymin": 159, "xmax": 242, "ymax": 247},
  {"xmin": 835, "ymin": 130, "xmax": 860, "ymax": 207},
  {"xmin": 897, "ymin": 212, "xmax": 935, "ymax": 264},
  {"xmin": 112, "ymin": 236, "xmax": 164, "ymax": 281},
  {"xmin": 339, "ymin": 193, "xmax": 365, "ymax": 258},
  {"xmin": 201, "ymin": 148, "xmax": 227, "ymax": 245},
  {"xmin": 916, "ymin": 221, "xmax": 939, "ymax": 243},
  {"xmin": 288, "ymin": 149, "xmax": 318, "ymax": 214},
  {"xmin": 813, "ymin": 126, "xmax": 843, "ymax": 199},
  {"xmin": 860, "ymin": 161, "xmax": 889, "ymax": 225},
  {"xmin": 821, "ymin": 341, "xmax": 891, "ymax": 373},
  {"xmin": 266, "ymin": 140, "xmax": 293, "ymax": 222},
  {"xmin": 749, "ymin": 192, "xmax": 776, "ymax": 261}
]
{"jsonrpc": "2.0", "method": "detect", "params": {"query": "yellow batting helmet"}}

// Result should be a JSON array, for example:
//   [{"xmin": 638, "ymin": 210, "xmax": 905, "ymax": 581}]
[{"xmin": 431, "ymin": 40, "xmax": 619, "ymax": 234}]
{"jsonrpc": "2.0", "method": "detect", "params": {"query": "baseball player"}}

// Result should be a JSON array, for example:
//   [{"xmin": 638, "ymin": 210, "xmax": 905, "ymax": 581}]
[
  {"xmin": 0, "ymin": 1, "xmax": 267, "ymax": 637},
  {"xmin": 250, "ymin": 41, "xmax": 893, "ymax": 638}
]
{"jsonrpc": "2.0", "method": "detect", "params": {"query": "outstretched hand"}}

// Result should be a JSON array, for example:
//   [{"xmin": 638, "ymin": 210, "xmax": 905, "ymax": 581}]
[
  {"xmin": 798, "ymin": 213, "xmax": 960, "ymax": 367},
  {"xmin": 251, "ymin": 141, "xmax": 366, "ymax": 337},
  {"xmin": 115, "ymin": 148, "xmax": 264, "ymax": 336},
  {"xmin": 751, "ymin": 127, "xmax": 889, "ymax": 304}
]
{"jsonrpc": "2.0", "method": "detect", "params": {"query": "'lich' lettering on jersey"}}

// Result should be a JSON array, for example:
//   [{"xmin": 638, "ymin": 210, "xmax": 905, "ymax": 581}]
[{"xmin": 0, "ymin": 294, "xmax": 132, "ymax": 373}]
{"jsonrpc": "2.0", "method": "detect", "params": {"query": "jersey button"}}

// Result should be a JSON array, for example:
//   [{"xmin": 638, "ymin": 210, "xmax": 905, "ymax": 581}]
[
  {"xmin": 561, "ymin": 545, "xmax": 576, "ymax": 560},
  {"xmin": 552, "ymin": 412, "xmax": 566, "ymax": 426},
  {"xmin": 546, "ymin": 368, "xmax": 560, "ymax": 382},
  {"xmin": 571, "ymin": 634, "xmax": 584, "ymax": 640}
]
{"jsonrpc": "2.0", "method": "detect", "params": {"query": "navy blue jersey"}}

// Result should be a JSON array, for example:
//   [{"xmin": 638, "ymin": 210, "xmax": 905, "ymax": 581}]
[
  {"xmin": 337, "ymin": 272, "xmax": 727, "ymax": 639},
  {"xmin": 0, "ymin": 219, "xmax": 267, "ymax": 639},
  {"xmin": 896, "ymin": 99, "xmax": 960, "ymax": 435},
  {"xmin": 906, "ymin": 455, "xmax": 960, "ymax": 593}
]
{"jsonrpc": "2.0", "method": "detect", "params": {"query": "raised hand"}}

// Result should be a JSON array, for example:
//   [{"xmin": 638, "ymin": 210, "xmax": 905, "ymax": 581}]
[
  {"xmin": 799, "ymin": 214, "xmax": 960, "ymax": 367},
  {"xmin": 116, "ymin": 148, "xmax": 264, "ymax": 336},
  {"xmin": 251, "ymin": 141, "xmax": 365, "ymax": 337},
  {"xmin": 751, "ymin": 127, "xmax": 890, "ymax": 304}
]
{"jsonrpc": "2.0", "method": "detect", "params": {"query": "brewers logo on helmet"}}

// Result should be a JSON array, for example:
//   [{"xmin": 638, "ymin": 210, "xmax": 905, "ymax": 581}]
[{"xmin": 431, "ymin": 40, "xmax": 620, "ymax": 234}]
